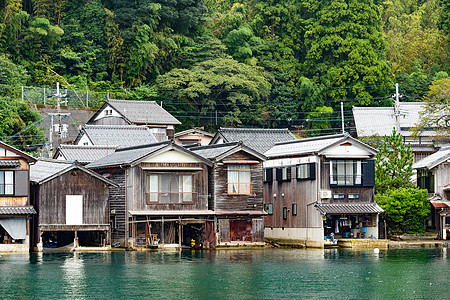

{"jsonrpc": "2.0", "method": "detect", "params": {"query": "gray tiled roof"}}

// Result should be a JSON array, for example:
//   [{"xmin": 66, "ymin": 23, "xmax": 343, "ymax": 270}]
[
  {"xmin": 57, "ymin": 145, "xmax": 117, "ymax": 163},
  {"xmin": 86, "ymin": 142, "xmax": 170, "ymax": 169},
  {"xmin": 213, "ymin": 128, "xmax": 296, "ymax": 153},
  {"xmin": 0, "ymin": 206, "xmax": 36, "ymax": 214},
  {"xmin": 190, "ymin": 143, "xmax": 240, "ymax": 159},
  {"xmin": 353, "ymin": 102, "xmax": 434, "ymax": 137},
  {"xmin": 30, "ymin": 159, "xmax": 74, "ymax": 182},
  {"xmin": 413, "ymin": 147, "xmax": 450, "ymax": 170},
  {"xmin": 0, "ymin": 160, "xmax": 21, "ymax": 167},
  {"xmin": 315, "ymin": 203, "xmax": 384, "ymax": 214},
  {"xmin": 265, "ymin": 134, "xmax": 347, "ymax": 157},
  {"xmin": 108, "ymin": 99, "xmax": 181, "ymax": 125},
  {"xmin": 82, "ymin": 125, "xmax": 158, "ymax": 148}
]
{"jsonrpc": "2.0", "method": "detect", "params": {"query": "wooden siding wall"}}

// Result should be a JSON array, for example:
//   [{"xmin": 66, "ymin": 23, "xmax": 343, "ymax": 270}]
[
  {"xmin": 263, "ymin": 165, "xmax": 317, "ymax": 229},
  {"xmin": 213, "ymin": 151, "xmax": 264, "ymax": 212},
  {"xmin": 97, "ymin": 168, "xmax": 126, "ymax": 241},
  {"xmin": 320, "ymin": 158, "xmax": 375, "ymax": 203},
  {"xmin": 218, "ymin": 218, "xmax": 230, "ymax": 242},
  {"xmin": 252, "ymin": 218, "xmax": 264, "ymax": 242},
  {"xmin": 38, "ymin": 170, "xmax": 110, "ymax": 226},
  {"xmin": 129, "ymin": 162, "xmax": 209, "ymax": 211}
]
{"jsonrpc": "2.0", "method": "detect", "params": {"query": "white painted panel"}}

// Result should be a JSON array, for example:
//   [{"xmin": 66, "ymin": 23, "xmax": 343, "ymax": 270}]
[
  {"xmin": 263, "ymin": 156, "xmax": 317, "ymax": 168},
  {"xmin": 143, "ymin": 150, "xmax": 201, "ymax": 163},
  {"xmin": 66, "ymin": 195, "xmax": 83, "ymax": 225},
  {"xmin": 321, "ymin": 143, "xmax": 372, "ymax": 158},
  {"xmin": 0, "ymin": 147, "xmax": 20, "ymax": 157},
  {"xmin": 94, "ymin": 105, "xmax": 122, "ymax": 120},
  {"xmin": 76, "ymin": 134, "xmax": 92, "ymax": 146}
]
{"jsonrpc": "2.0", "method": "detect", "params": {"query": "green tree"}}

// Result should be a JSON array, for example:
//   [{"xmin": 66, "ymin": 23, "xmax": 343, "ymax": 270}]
[
  {"xmin": 376, "ymin": 187, "xmax": 429, "ymax": 234},
  {"xmin": 302, "ymin": 0, "xmax": 393, "ymax": 107},
  {"xmin": 375, "ymin": 127, "xmax": 414, "ymax": 194},
  {"xmin": 415, "ymin": 77, "xmax": 450, "ymax": 139},
  {"xmin": 305, "ymin": 106, "xmax": 333, "ymax": 136},
  {"xmin": 0, "ymin": 99, "xmax": 46, "ymax": 150},
  {"xmin": 154, "ymin": 57, "xmax": 271, "ymax": 130}
]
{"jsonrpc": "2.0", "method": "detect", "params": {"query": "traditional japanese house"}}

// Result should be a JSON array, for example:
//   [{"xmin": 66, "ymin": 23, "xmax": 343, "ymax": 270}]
[
  {"xmin": 0, "ymin": 141, "xmax": 37, "ymax": 253},
  {"xmin": 53, "ymin": 144, "xmax": 118, "ymax": 165},
  {"xmin": 353, "ymin": 102, "xmax": 449, "ymax": 162},
  {"xmin": 209, "ymin": 128, "xmax": 296, "ymax": 153},
  {"xmin": 30, "ymin": 159, "xmax": 118, "ymax": 250},
  {"xmin": 87, "ymin": 141, "xmax": 215, "ymax": 249},
  {"xmin": 74, "ymin": 124, "xmax": 158, "ymax": 148},
  {"xmin": 191, "ymin": 142, "xmax": 267, "ymax": 246},
  {"xmin": 413, "ymin": 147, "xmax": 450, "ymax": 240},
  {"xmin": 87, "ymin": 99, "xmax": 181, "ymax": 140},
  {"xmin": 263, "ymin": 133, "xmax": 383, "ymax": 248},
  {"xmin": 174, "ymin": 128, "xmax": 214, "ymax": 147}
]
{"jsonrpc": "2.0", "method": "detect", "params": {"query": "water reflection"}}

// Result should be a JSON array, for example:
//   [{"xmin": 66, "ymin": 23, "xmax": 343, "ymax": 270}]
[{"xmin": 0, "ymin": 248, "xmax": 449, "ymax": 298}]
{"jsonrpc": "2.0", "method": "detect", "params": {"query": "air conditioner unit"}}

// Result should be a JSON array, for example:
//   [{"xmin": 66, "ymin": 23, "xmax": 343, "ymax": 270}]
[{"xmin": 320, "ymin": 190, "xmax": 332, "ymax": 199}]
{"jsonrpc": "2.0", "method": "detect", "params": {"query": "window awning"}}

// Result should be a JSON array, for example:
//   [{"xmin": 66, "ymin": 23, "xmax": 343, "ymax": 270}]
[
  {"xmin": 0, "ymin": 160, "xmax": 21, "ymax": 167},
  {"xmin": 0, "ymin": 206, "xmax": 36, "ymax": 215},
  {"xmin": 315, "ymin": 203, "xmax": 384, "ymax": 214}
]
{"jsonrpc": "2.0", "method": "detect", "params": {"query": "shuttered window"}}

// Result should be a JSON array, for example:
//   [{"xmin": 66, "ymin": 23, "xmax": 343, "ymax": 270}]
[
  {"xmin": 296, "ymin": 163, "xmax": 316, "ymax": 180},
  {"xmin": 276, "ymin": 167, "xmax": 291, "ymax": 182},
  {"xmin": 263, "ymin": 168, "xmax": 273, "ymax": 183},
  {"xmin": 0, "ymin": 171, "xmax": 14, "ymax": 195},
  {"xmin": 330, "ymin": 160, "xmax": 362, "ymax": 186}
]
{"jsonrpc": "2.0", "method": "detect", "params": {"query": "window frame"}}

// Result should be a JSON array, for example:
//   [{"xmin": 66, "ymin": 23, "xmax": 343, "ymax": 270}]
[
  {"xmin": 0, "ymin": 170, "xmax": 14, "ymax": 196},
  {"xmin": 227, "ymin": 164, "xmax": 252, "ymax": 195},
  {"xmin": 145, "ymin": 173, "xmax": 195, "ymax": 204},
  {"xmin": 283, "ymin": 207, "xmax": 287, "ymax": 220},
  {"xmin": 264, "ymin": 203, "xmax": 273, "ymax": 215},
  {"xmin": 276, "ymin": 167, "xmax": 291, "ymax": 182},
  {"xmin": 296, "ymin": 163, "xmax": 316, "ymax": 180},
  {"xmin": 330, "ymin": 160, "xmax": 362, "ymax": 187},
  {"xmin": 292, "ymin": 203, "xmax": 297, "ymax": 216},
  {"xmin": 263, "ymin": 168, "xmax": 273, "ymax": 183}
]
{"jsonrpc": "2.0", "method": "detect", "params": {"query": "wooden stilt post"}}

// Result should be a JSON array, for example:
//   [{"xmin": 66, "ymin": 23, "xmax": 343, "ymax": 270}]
[{"xmin": 178, "ymin": 216, "xmax": 182, "ymax": 249}]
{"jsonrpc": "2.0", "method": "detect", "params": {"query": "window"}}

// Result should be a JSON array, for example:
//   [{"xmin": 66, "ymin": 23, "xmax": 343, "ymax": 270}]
[
  {"xmin": 330, "ymin": 160, "xmax": 362, "ymax": 186},
  {"xmin": 146, "ymin": 174, "xmax": 194, "ymax": 203},
  {"xmin": 0, "ymin": 171, "xmax": 14, "ymax": 195},
  {"xmin": 417, "ymin": 169, "xmax": 434, "ymax": 193},
  {"xmin": 264, "ymin": 203, "xmax": 273, "ymax": 215},
  {"xmin": 105, "ymin": 109, "xmax": 113, "ymax": 116},
  {"xmin": 283, "ymin": 207, "xmax": 287, "ymax": 220},
  {"xmin": 276, "ymin": 167, "xmax": 291, "ymax": 181},
  {"xmin": 227, "ymin": 164, "xmax": 251, "ymax": 194},
  {"xmin": 296, "ymin": 163, "xmax": 316, "ymax": 180},
  {"xmin": 263, "ymin": 168, "xmax": 273, "ymax": 183},
  {"xmin": 292, "ymin": 203, "xmax": 297, "ymax": 216}
]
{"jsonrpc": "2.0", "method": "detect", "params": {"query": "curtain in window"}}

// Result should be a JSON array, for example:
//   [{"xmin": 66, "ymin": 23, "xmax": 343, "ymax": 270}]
[
  {"xmin": 0, "ymin": 219, "xmax": 26, "ymax": 240},
  {"xmin": 228, "ymin": 165, "xmax": 251, "ymax": 194},
  {"xmin": 240, "ymin": 166, "xmax": 251, "ymax": 194},
  {"xmin": 182, "ymin": 175, "xmax": 193, "ymax": 202},
  {"xmin": 147, "ymin": 175, "xmax": 158, "ymax": 202},
  {"xmin": 228, "ymin": 167, "xmax": 240, "ymax": 194}
]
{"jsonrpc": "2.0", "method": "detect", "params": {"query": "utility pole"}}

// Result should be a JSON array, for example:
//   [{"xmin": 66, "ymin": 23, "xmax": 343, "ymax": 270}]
[
  {"xmin": 341, "ymin": 102, "xmax": 344, "ymax": 133},
  {"xmin": 47, "ymin": 82, "xmax": 70, "ymax": 157}
]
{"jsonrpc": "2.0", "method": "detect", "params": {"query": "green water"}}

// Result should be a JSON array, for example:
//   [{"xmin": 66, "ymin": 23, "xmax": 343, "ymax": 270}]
[{"xmin": 0, "ymin": 248, "xmax": 449, "ymax": 299}]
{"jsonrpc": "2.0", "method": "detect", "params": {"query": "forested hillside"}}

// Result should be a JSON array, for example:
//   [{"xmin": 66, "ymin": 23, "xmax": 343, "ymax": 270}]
[{"xmin": 0, "ymin": 0, "xmax": 449, "ymax": 139}]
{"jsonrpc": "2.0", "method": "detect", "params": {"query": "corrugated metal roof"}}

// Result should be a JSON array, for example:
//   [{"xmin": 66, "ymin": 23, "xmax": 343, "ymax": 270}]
[
  {"xmin": 265, "ymin": 134, "xmax": 346, "ymax": 157},
  {"xmin": 108, "ymin": 99, "xmax": 181, "ymax": 125},
  {"xmin": 86, "ymin": 142, "xmax": 170, "ymax": 168},
  {"xmin": 58, "ymin": 145, "xmax": 117, "ymax": 163},
  {"xmin": 353, "ymin": 102, "xmax": 433, "ymax": 137},
  {"xmin": 191, "ymin": 143, "xmax": 240, "ymax": 159},
  {"xmin": 315, "ymin": 203, "xmax": 384, "ymax": 214},
  {"xmin": 431, "ymin": 202, "xmax": 450, "ymax": 209},
  {"xmin": 413, "ymin": 147, "xmax": 450, "ymax": 170},
  {"xmin": 30, "ymin": 159, "xmax": 73, "ymax": 182},
  {"xmin": 214, "ymin": 128, "xmax": 296, "ymax": 153},
  {"xmin": 83, "ymin": 125, "xmax": 158, "ymax": 148},
  {"xmin": 0, "ymin": 160, "xmax": 21, "ymax": 167},
  {"xmin": 0, "ymin": 206, "xmax": 36, "ymax": 214}
]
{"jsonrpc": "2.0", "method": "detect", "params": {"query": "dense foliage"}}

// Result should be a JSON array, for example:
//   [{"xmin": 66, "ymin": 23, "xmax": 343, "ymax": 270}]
[
  {"xmin": 376, "ymin": 188, "xmax": 429, "ymax": 234},
  {"xmin": 0, "ymin": 0, "xmax": 448, "ymax": 138}
]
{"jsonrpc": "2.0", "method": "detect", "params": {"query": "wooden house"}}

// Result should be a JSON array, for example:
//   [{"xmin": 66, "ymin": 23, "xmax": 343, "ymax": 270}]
[
  {"xmin": 30, "ymin": 159, "xmax": 118, "ymax": 250},
  {"xmin": 74, "ymin": 124, "xmax": 158, "ymax": 148},
  {"xmin": 87, "ymin": 99, "xmax": 181, "ymax": 141},
  {"xmin": 263, "ymin": 133, "xmax": 383, "ymax": 248},
  {"xmin": 353, "ymin": 102, "xmax": 449, "ymax": 162},
  {"xmin": 87, "ymin": 141, "xmax": 215, "ymax": 249},
  {"xmin": 0, "ymin": 141, "xmax": 37, "ymax": 253},
  {"xmin": 174, "ymin": 128, "xmax": 214, "ymax": 147},
  {"xmin": 209, "ymin": 128, "xmax": 296, "ymax": 153},
  {"xmin": 191, "ymin": 142, "xmax": 267, "ymax": 246},
  {"xmin": 413, "ymin": 147, "xmax": 450, "ymax": 240},
  {"xmin": 53, "ymin": 145, "xmax": 118, "ymax": 165}
]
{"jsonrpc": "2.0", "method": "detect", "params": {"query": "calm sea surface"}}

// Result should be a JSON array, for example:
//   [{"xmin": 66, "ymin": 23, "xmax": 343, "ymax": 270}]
[{"xmin": 0, "ymin": 248, "xmax": 449, "ymax": 299}]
